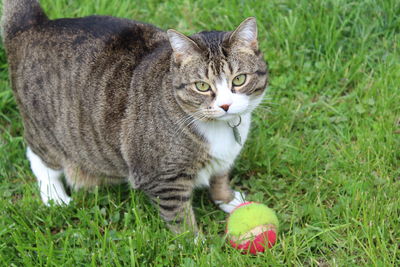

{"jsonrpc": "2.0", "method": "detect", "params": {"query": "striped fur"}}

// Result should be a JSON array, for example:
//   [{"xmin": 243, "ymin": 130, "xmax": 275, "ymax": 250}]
[{"xmin": 2, "ymin": 1, "xmax": 268, "ymax": 233}]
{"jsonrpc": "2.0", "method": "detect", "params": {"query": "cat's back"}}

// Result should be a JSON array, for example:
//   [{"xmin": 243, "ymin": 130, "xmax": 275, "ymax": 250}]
[{"xmin": 6, "ymin": 15, "xmax": 166, "ymax": 68}]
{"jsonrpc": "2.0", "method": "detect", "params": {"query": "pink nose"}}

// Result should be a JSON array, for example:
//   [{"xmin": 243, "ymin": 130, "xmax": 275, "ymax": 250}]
[{"xmin": 220, "ymin": 104, "xmax": 231, "ymax": 112}]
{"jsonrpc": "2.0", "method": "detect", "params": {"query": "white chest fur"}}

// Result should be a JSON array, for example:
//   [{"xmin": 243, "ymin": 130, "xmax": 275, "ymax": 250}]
[{"xmin": 194, "ymin": 113, "xmax": 251, "ymax": 187}]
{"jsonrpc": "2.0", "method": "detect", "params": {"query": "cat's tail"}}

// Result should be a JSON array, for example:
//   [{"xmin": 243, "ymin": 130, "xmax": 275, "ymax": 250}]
[{"xmin": 1, "ymin": 0, "xmax": 47, "ymax": 41}]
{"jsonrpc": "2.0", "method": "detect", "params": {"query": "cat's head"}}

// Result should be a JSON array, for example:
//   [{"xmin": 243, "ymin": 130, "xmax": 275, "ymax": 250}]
[{"xmin": 167, "ymin": 17, "xmax": 268, "ymax": 123}]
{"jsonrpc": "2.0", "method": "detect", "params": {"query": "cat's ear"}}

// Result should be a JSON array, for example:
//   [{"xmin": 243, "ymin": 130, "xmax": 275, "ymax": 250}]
[
  {"xmin": 229, "ymin": 17, "xmax": 258, "ymax": 52},
  {"xmin": 167, "ymin": 29, "xmax": 200, "ymax": 64}
]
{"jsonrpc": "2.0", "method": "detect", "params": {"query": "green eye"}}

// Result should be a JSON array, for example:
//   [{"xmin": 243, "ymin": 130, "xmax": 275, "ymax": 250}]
[
  {"xmin": 195, "ymin": 81, "xmax": 211, "ymax": 92},
  {"xmin": 232, "ymin": 74, "xmax": 247, "ymax": 86}
]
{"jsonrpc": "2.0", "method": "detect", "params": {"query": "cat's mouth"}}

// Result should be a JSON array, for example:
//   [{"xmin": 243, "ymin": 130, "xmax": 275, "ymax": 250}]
[
  {"xmin": 215, "ymin": 113, "xmax": 242, "ymax": 122},
  {"xmin": 198, "ymin": 110, "xmax": 245, "ymax": 123},
  {"xmin": 194, "ymin": 106, "xmax": 249, "ymax": 123}
]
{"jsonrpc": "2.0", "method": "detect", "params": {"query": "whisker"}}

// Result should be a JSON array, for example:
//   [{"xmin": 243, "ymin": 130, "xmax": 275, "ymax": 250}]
[{"xmin": 173, "ymin": 110, "xmax": 205, "ymax": 136}]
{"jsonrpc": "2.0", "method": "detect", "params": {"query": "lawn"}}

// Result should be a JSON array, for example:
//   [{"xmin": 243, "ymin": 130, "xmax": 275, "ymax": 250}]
[{"xmin": 0, "ymin": 0, "xmax": 399, "ymax": 266}]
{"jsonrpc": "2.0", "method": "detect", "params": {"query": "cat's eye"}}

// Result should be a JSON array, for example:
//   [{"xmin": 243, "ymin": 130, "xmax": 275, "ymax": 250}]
[
  {"xmin": 195, "ymin": 82, "xmax": 211, "ymax": 92},
  {"xmin": 232, "ymin": 74, "xmax": 247, "ymax": 87}
]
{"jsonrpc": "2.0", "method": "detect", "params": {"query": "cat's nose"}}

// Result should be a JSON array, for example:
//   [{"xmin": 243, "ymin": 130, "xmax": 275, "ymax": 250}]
[{"xmin": 220, "ymin": 104, "xmax": 231, "ymax": 112}]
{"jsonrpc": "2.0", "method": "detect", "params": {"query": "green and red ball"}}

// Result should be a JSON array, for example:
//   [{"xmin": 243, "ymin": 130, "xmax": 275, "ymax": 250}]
[{"xmin": 226, "ymin": 202, "xmax": 279, "ymax": 255}]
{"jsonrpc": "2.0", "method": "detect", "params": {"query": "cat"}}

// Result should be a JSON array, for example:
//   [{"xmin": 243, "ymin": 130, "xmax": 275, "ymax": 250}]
[{"xmin": 2, "ymin": 0, "xmax": 268, "ymax": 233}]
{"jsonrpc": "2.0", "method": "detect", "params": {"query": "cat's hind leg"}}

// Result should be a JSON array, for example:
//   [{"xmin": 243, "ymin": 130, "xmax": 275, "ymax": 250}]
[{"xmin": 26, "ymin": 147, "xmax": 71, "ymax": 205}]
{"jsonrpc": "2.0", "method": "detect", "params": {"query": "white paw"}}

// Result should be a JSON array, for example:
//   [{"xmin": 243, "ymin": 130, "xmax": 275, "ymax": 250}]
[
  {"xmin": 215, "ymin": 191, "xmax": 246, "ymax": 213},
  {"xmin": 27, "ymin": 147, "xmax": 71, "ymax": 206},
  {"xmin": 40, "ymin": 183, "xmax": 72, "ymax": 206},
  {"xmin": 194, "ymin": 232, "xmax": 206, "ymax": 245}
]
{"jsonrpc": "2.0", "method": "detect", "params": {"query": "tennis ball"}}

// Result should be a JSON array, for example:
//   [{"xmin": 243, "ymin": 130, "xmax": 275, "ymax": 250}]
[{"xmin": 226, "ymin": 202, "xmax": 278, "ymax": 255}]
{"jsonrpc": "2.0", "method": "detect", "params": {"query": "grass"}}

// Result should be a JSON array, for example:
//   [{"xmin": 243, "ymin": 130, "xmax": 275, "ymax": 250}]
[{"xmin": 0, "ymin": 0, "xmax": 399, "ymax": 265}]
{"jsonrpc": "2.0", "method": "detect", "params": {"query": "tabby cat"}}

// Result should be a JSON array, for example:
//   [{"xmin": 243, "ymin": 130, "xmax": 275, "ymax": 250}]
[{"xmin": 2, "ymin": 0, "xmax": 268, "ymax": 233}]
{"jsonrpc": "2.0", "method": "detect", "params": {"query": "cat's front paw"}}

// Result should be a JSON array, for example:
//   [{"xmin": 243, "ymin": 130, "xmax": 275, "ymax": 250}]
[{"xmin": 215, "ymin": 191, "xmax": 246, "ymax": 213}]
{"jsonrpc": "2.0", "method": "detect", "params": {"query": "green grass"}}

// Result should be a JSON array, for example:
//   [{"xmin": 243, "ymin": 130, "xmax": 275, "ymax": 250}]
[{"xmin": 1, "ymin": 0, "xmax": 399, "ymax": 265}]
